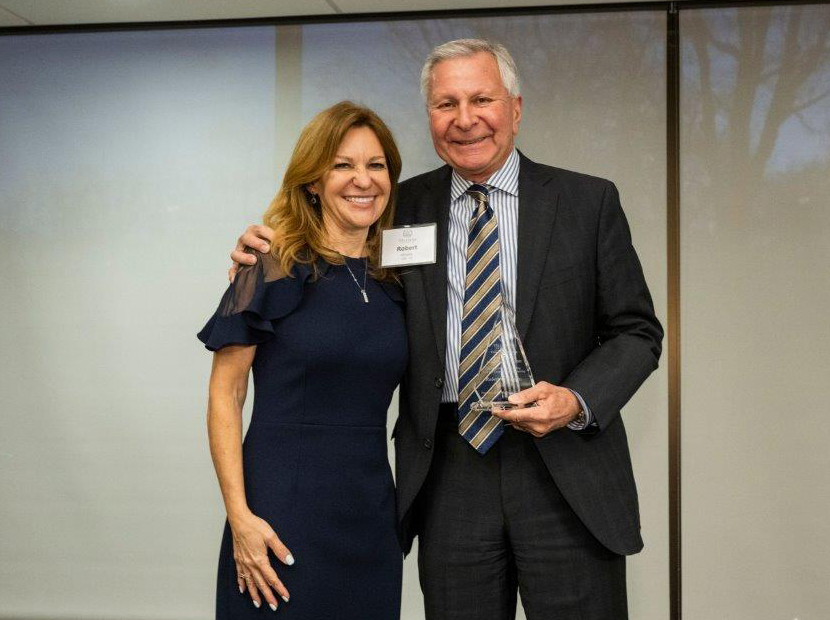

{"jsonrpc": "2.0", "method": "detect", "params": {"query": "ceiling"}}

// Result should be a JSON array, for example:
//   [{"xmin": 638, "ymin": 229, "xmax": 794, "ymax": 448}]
[{"xmin": 0, "ymin": 0, "xmax": 650, "ymax": 29}]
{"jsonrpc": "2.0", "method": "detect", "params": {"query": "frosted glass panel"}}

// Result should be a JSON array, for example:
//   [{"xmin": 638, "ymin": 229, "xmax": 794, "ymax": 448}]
[
  {"xmin": 0, "ymin": 27, "xmax": 278, "ymax": 619},
  {"xmin": 681, "ymin": 5, "xmax": 830, "ymax": 618},
  {"xmin": 1, "ymin": 11, "xmax": 667, "ymax": 620}
]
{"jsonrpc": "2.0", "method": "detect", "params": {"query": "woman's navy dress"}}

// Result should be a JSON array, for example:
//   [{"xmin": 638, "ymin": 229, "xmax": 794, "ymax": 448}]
[{"xmin": 198, "ymin": 253, "xmax": 406, "ymax": 619}]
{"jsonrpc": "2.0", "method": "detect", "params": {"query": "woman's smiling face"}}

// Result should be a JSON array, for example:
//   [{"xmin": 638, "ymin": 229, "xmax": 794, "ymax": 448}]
[{"xmin": 312, "ymin": 125, "xmax": 391, "ymax": 241}]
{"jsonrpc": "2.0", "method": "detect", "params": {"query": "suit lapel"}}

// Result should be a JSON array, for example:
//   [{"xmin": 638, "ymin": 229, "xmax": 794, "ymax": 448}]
[
  {"xmin": 418, "ymin": 166, "xmax": 452, "ymax": 369},
  {"xmin": 516, "ymin": 153, "xmax": 560, "ymax": 340}
]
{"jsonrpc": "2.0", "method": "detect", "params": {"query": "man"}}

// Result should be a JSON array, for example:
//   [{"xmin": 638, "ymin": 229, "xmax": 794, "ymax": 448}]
[{"xmin": 231, "ymin": 39, "xmax": 662, "ymax": 620}]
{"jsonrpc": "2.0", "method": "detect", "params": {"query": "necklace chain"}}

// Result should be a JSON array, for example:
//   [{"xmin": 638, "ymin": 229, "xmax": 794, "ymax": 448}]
[{"xmin": 342, "ymin": 256, "xmax": 369, "ymax": 304}]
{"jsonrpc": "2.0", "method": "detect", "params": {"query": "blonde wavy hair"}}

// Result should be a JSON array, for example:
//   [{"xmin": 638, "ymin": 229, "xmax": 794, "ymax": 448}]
[{"xmin": 263, "ymin": 101, "xmax": 402, "ymax": 281}]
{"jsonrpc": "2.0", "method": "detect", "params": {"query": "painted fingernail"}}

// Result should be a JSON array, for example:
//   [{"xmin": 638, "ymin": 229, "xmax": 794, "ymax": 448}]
[
  {"xmin": 269, "ymin": 603, "xmax": 278, "ymax": 611},
  {"xmin": 285, "ymin": 554, "xmax": 295, "ymax": 566},
  {"xmin": 239, "ymin": 585, "xmax": 244, "ymax": 594},
  {"xmin": 253, "ymin": 600, "xmax": 261, "ymax": 609},
  {"xmin": 282, "ymin": 595, "xmax": 289, "ymax": 603}
]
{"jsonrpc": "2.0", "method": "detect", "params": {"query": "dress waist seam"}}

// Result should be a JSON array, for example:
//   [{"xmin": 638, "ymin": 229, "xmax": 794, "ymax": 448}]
[{"xmin": 249, "ymin": 420, "xmax": 387, "ymax": 429}]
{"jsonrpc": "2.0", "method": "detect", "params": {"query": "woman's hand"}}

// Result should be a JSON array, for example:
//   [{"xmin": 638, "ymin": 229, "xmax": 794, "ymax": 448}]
[{"xmin": 229, "ymin": 510, "xmax": 294, "ymax": 611}]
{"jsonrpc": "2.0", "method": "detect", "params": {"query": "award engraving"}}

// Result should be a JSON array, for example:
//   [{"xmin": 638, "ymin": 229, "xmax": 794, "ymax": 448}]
[{"xmin": 469, "ymin": 305, "xmax": 536, "ymax": 413}]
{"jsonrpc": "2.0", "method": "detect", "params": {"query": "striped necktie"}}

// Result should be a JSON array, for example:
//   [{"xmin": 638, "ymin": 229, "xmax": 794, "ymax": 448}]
[{"xmin": 456, "ymin": 184, "xmax": 505, "ymax": 454}]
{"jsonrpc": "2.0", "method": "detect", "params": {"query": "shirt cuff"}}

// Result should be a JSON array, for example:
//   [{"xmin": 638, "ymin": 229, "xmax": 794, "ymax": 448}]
[{"xmin": 565, "ymin": 389, "xmax": 596, "ymax": 431}]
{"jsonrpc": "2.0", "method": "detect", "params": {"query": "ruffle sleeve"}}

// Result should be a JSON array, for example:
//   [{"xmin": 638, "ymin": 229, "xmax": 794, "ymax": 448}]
[{"xmin": 197, "ymin": 253, "xmax": 311, "ymax": 352}]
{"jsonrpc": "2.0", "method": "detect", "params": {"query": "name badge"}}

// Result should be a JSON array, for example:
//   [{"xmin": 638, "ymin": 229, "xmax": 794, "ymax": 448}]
[{"xmin": 380, "ymin": 223, "xmax": 437, "ymax": 267}]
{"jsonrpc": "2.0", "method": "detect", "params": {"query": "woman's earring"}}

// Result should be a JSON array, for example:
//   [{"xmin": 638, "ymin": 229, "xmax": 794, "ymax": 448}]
[{"xmin": 310, "ymin": 194, "xmax": 318, "ymax": 205}]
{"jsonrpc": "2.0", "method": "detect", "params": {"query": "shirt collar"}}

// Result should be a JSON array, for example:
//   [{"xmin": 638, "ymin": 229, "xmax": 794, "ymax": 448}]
[{"xmin": 450, "ymin": 148, "xmax": 520, "ymax": 203}]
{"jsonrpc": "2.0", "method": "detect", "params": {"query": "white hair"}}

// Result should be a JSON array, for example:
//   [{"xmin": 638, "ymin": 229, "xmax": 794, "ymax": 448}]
[{"xmin": 419, "ymin": 38, "xmax": 521, "ymax": 103}]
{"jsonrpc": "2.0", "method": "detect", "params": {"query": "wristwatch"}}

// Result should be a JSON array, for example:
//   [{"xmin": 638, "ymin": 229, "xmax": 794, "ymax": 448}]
[{"xmin": 572, "ymin": 404, "xmax": 586, "ymax": 427}]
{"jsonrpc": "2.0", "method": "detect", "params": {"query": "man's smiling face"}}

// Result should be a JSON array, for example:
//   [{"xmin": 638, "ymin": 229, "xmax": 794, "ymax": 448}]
[{"xmin": 426, "ymin": 51, "xmax": 522, "ymax": 183}]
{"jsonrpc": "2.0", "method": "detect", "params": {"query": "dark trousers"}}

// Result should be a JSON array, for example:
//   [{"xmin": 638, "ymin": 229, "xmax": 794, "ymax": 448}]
[{"xmin": 416, "ymin": 405, "xmax": 628, "ymax": 620}]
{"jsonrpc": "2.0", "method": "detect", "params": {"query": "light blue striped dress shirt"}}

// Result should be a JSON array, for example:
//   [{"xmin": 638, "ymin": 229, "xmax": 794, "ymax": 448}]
[{"xmin": 440, "ymin": 149, "xmax": 592, "ymax": 430}]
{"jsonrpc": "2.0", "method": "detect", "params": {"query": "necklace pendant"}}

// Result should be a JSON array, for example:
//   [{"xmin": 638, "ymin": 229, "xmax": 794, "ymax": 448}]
[{"xmin": 361, "ymin": 290, "xmax": 369, "ymax": 304}]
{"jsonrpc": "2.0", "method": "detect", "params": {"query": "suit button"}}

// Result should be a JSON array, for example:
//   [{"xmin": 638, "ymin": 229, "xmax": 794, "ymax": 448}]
[
  {"xmin": 434, "ymin": 377, "xmax": 444, "ymax": 389},
  {"xmin": 423, "ymin": 438, "xmax": 433, "ymax": 450}
]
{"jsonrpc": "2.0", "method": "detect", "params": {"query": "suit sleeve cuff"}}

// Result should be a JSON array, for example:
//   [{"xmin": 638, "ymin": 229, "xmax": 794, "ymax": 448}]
[{"xmin": 565, "ymin": 389, "xmax": 597, "ymax": 432}]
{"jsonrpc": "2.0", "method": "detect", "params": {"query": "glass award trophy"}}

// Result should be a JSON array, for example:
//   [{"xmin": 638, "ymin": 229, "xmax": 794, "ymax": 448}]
[{"xmin": 469, "ymin": 305, "xmax": 536, "ymax": 413}]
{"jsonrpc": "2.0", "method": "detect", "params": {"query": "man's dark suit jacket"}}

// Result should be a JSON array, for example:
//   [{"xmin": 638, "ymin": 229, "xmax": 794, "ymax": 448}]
[{"xmin": 391, "ymin": 152, "xmax": 663, "ymax": 557}]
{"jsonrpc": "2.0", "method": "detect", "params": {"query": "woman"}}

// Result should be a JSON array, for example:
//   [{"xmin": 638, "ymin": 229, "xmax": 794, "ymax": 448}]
[{"xmin": 198, "ymin": 101, "xmax": 406, "ymax": 618}]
